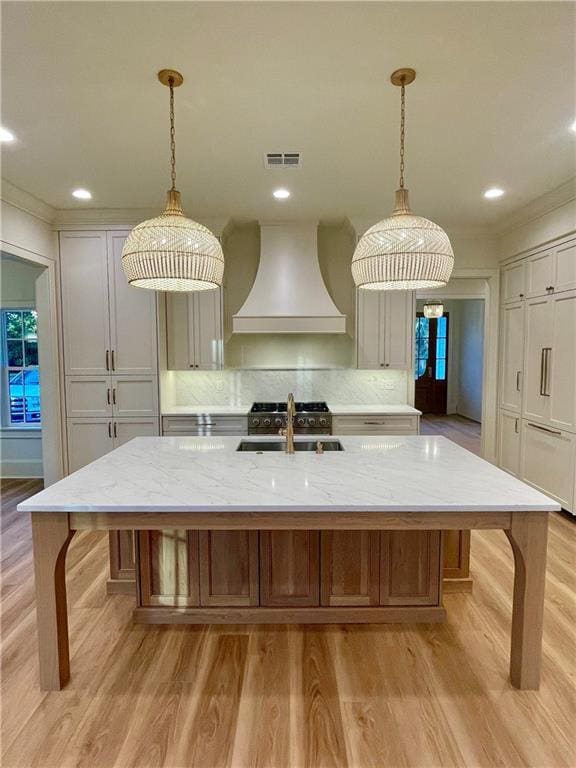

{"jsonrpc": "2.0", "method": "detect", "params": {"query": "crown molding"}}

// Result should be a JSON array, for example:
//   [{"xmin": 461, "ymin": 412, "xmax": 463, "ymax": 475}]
[
  {"xmin": 53, "ymin": 207, "xmax": 230, "ymax": 235},
  {"xmin": 0, "ymin": 179, "xmax": 56, "ymax": 224},
  {"xmin": 494, "ymin": 177, "xmax": 576, "ymax": 236}
]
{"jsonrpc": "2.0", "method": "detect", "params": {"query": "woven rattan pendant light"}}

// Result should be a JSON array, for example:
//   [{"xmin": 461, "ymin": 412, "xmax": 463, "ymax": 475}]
[
  {"xmin": 352, "ymin": 68, "xmax": 454, "ymax": 290},
  {"xmin": 122, "ymin": 69, "xmax": 224, "ymax": 292}
]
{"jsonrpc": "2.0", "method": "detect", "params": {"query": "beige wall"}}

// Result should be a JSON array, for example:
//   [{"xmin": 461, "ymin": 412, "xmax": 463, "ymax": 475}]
[{"xmin": 1, "ymin": 255, "xmax": 42, "ymax": 305}]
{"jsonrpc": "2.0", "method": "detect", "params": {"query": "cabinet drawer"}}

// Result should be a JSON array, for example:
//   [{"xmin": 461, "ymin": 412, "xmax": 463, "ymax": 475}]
[
  {"xmin": 66, "ymin": 376, "xmax": 112, "ymax": 417},
  {"xmin": 521, "ymin": 421, "xmax": 575, "ymax": 511},
  {"xmin": 332, "ymin": 414, "xmax": 419, "ymax": 435},
  {"xmin": 162, "ymin": 415, "xmax": 248, "ymax": 436},
  {"xmin": 112, "ymin": 376, "xmax": 159, "ymax": 417}
]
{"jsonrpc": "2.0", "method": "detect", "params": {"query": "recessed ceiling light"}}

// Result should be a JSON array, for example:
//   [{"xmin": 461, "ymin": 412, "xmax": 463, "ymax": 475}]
[
  {"xmin": 0, "ymin": 127, "xmax": 15, "ymax": 143},
  {"xmin": 273, "ymin": 188, "xmax": 290, "ymax": 200},
  {"xmin": 483, "ymin": 187, "xmax": 504, "ymax": 199},
  {"xmin": 72, "ymin": 188, "xmax": 92, "ymax": 200}
]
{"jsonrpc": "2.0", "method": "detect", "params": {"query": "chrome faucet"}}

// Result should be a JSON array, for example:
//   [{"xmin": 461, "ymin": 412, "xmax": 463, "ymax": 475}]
[{"xmin": 279, "ymin": 392, "xmax": 296, "ymax": 454}]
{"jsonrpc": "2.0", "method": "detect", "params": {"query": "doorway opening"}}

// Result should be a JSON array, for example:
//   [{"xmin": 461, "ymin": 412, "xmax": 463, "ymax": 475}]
[{"xmin": 414, "ymin": 298, "xmax": 485, "ymax": 449}]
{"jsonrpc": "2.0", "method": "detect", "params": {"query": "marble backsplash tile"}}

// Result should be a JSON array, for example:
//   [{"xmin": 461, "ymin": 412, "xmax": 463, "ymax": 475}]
[{"xmin": 161, "ymin": 369, "xmax": 410, "ymax": 407}]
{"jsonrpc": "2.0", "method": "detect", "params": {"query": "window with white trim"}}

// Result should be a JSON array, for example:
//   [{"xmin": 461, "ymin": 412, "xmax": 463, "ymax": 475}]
[{"xmin": 1, "ymin": 309, "xmax": 41, "ymax": 425}]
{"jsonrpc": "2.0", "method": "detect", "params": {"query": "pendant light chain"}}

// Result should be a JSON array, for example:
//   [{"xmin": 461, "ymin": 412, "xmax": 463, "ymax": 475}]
[
  {"xmin": 399, "ymin": 82, "xmax": 406, "ymax": 189},
  {"xmin": 169, "ymin": 78, "xmax": 177, "ymax": 191}
]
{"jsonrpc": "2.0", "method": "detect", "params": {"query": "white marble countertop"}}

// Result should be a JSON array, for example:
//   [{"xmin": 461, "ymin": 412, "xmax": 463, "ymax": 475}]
[
  {"xmin": 162, "ymin": 405, "xmax": 250, "ymax": 416},
  {"xmin": 162, "ymin": 404, "xmax": 421, "ymax": 417},
  {"xmin": 329, "ymin": 404, "xmax": 421, "ymax": 416},
  {"xmin": 19, "ymin": 435, "xmax": 559, "ymax": 514}
]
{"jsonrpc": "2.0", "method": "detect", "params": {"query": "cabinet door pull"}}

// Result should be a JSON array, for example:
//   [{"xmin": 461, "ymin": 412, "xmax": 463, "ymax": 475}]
[
  {"xmin": 106, "ymin": 388, "xmax": 111, "ymax": 405},
  {"xmin": 543, "ymin": 347, "xmax": 552, "ymax": 397},
  {"xmin": 112, "ymin": 387, "xmax": 116, "ymax": 405},
  {"xmin": 539, "ymin": 348, "xmax": 546, "ymax": 396},
  {"xmin": 527, "ymin": 422, "xmax": 562, "ymax": 436},
  {"xmin": 363, "ymin": 421, "xmax": 384, "ymax": 425},
  {"xmin": 516, "ymin": 370, "xmax": 521, "ymax": 391},
  {"xmin": 113, "ymin": 421, "xmax": 117, "ymax": 438},
  {"xmin": 105, "ymin": 350, "xmax": 110, "ymax": 371},
  {"xmin": 108, "ymin": 421, "xmax": 112, "ymax": 438},
  {"xmin": 111, "ymin": 350, "xmax": 115, "ymax": 371},
  {"xmin": 514, "ymin": 418, "xmax": 519, "ymax": 434}
]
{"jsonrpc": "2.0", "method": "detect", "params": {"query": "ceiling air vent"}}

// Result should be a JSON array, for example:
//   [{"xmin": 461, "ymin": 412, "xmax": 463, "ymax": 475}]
[{"xmin": 264, "ymin": 152, "xmax": 301, "ymax": 169}]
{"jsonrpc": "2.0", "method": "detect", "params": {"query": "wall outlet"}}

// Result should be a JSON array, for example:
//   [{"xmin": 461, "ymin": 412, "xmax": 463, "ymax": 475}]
[
  {"xmin": 215, "ymin": 380, "xmax": 224, "ymax": 392},
  {"xmin": 383, "ymin": 381, "xmax": 397, "ymax": 390}
]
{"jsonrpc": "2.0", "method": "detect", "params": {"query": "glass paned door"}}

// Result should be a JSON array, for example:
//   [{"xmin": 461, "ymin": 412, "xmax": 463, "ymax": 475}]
[{"xmin": 414, "ymin": 312, "xmax": 449, "ymax": 414}]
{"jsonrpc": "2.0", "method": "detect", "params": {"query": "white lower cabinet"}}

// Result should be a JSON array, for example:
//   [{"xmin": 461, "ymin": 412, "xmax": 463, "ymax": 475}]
[
  {"xmin": 67, "ymin": 418, "xmax": 113, "ymax": 473},
  {"xmin": 114, "ymin": 418, "xmax": 159, "ymax": 446},
  {"xmin": 497, "ymin": 410, "xmax": 521, "ymax": 477},
  {"xmin": 67, "ymin": 417, "xmax": 160, "ymax": 472},
  {"xmin": 332, "ymin": 414, "xmax": 420, "ymax": 436},
  {"xmin": 521, "ymin": 420, "xmax": 576, "ymax": 511},
  {"xmin": 162, "ymin": 415, "xmax": 248, "ymax": 436}
]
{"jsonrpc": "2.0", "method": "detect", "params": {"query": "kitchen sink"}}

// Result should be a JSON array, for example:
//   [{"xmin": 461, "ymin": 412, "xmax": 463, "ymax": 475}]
[{"xmin": 236, "ymin": 439, "xmax": 344, "ymax": 452}]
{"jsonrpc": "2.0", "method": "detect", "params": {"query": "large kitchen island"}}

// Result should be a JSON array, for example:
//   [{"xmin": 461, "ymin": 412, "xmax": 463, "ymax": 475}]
[{"xmin": 19, "ymin": 434, "xmax": 559, "ymax": 692}]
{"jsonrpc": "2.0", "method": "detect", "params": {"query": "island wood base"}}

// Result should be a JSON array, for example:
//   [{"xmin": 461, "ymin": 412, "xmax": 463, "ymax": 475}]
[
  {"xmin": 107, "ymin": 528, "xmax": 475, "ymax": 596},
  {"xmin": 30, "ymin": 509, "xmax": 548, "ymax": 692}
]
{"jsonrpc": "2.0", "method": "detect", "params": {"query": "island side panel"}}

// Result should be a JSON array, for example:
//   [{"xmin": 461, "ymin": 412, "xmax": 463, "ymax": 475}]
[
  {"xmin": 134, "ymin": 528, "xmax": 443, "ymax": 621},
  {"xmin": 320, "ymin": 531, "xmax": 380, "ymax": 606}
]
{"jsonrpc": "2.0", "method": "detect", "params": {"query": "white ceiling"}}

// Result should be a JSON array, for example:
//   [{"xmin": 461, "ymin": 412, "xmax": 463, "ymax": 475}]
[{"xmin": 1, "ymin": 1, "xmax": 575, "ymax": 230}]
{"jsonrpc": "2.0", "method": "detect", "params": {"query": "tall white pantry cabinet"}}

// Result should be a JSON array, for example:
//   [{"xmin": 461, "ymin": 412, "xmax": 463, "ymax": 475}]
[
  {"xmin": 498, "ymin": 235, "xmax": 576, "ymax": 513},
  {"xmin": 59, "ymin": 230, "xmax": 160, "ymax": 589}
]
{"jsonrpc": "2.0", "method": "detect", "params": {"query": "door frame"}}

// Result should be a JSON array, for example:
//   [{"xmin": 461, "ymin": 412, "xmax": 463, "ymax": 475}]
[
  {"xmin": 0, "ymin": 240, "xmax": 65, "ymax": 484},
  {"xmin": 415, "ymin": 268, "xmax": 499, "ymax": 463}
]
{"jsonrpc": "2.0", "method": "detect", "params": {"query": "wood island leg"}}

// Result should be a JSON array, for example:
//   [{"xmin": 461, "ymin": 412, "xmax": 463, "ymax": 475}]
[
  {"xmin": 31, "ymin": 512, "xmax": 75, "ymax": 690},
  {"xmin": 505, "ymin": 511, "xmax": 549, "ymax": 690}
]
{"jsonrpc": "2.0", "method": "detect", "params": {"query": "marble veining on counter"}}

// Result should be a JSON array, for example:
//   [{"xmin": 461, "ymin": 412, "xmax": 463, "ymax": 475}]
[
  {"xmin": 19, "ymin": 435, "xmax": 559, "ymax": 514},
  {"xmin": 329, "ymin": 404, "xmax": 421, "ymax": 415},
  {"xmin": 162, "ymin": 405, "xmax": 249, "ymax": 416}
]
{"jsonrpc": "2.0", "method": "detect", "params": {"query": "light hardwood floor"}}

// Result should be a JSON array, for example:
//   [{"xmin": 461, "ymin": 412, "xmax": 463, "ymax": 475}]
[
  {"xmin": 420, "ymin": 414, "xmax": 482, "ymax": 455},
  {"xmin": 1, "ymin": 477, "xmax": 575, "ymax": 768}
]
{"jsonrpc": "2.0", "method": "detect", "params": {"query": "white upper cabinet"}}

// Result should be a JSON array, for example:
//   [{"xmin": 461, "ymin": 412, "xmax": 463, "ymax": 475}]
[
  {"xmin": 60, "ymin": 231, "xmax": 158, "ymax": 376},
  {"xmin": 548, "ymin": 290, "xmax": 576, "ymax": 432},
  {"xmin": 524, "ymin": 239, "xmax": 576, "ymax": 299},
  {"xmin": 166, "ymin": 289, "xmax": 223, "ymax": 370},
  {"xmin": 356, "ymin": 290, "xmax": 382, "ymax": 369},
  {"xmin": 384, "ymin": 291, "xmax": 415, "ymax": 369},
  {"xmin": 60, "ymin": 232, "xmax": 111, "ymax": 375},
  {"xmin": 554, "ymin": 240, "xmax": 576, "ymax": 294},
  {"xmin": 526, "ymin": 249, "xmax": 555, "ymax": 298},
  {"xmin": 501, "ymin": 261, "xmax": 525, "ymax": 304},
  {"xmin": 499, "ymin": 302, "xmax": 524, "ymax": 413},
  {"xmin": 107, "ymin": 232, "xmax": 158, "ymax": 374},
  {"xmin": 356, "ymin": 289, "xmax": 414, "ymax": 370}
]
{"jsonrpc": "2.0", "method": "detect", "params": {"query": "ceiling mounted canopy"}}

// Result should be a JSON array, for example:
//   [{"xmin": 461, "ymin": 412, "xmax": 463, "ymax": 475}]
[
  {"xmin": 352, "ymin": 68, "xmax": 454, "ymax": 291},
  {"xmin": 423, "ymin": 300, "xmax": 444, "ymax": 319},
  {"xmin": 122, "ymin": 69, "xmax": 224, "ymax": 292}
]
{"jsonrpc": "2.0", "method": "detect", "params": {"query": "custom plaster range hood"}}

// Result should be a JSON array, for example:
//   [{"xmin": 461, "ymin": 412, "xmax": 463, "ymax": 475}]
[{"xmin": 233, "ymin": 222, "xmax": 346, "ymax": 333}]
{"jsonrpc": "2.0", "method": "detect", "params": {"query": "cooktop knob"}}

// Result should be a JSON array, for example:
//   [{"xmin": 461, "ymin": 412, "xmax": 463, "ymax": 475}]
[
  {"xmin": 319, "ymin": 417, "xmax": 327, "ymax": 426},
  {"xmin": 263, "ymin": 418, "xmax": 271, "ymax": 426},
  {"xmin": 308, "ymin": 417, "xmax": 316, "ymax": 426},
  {"xmin": 297, "ymin": 417, "xmax": 305, "ymax": 426},
  {"xmin": 252, "ymin": 418, "xmax": 260, "ymax": 426},
  {"xmin": 275, "ymin": 418, "xmax": 283, "ymax": 426}
]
